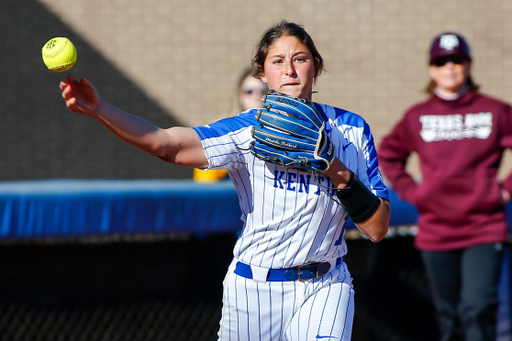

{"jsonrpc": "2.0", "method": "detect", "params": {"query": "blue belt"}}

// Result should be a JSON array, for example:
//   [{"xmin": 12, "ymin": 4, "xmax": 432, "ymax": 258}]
[{"xmin": 234, "ymin": 258, "xmax": 342, "ymax": 282}]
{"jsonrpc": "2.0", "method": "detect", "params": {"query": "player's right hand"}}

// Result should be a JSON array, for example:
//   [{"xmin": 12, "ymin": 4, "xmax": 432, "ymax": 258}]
[{"xmin": 60, "ymin": 75, "xmax": 100, "ymax": 117}]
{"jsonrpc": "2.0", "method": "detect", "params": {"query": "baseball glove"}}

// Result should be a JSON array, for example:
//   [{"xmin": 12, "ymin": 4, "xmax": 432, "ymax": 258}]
[{"xmin": 249, "ymin": 91, "xmax": 335, "ymax": 172}]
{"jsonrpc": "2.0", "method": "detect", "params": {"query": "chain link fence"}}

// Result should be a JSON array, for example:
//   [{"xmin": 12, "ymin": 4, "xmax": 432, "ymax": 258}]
[{"xmin": 0, "ymin": 234, "xmax": 437, "ymax": 341}]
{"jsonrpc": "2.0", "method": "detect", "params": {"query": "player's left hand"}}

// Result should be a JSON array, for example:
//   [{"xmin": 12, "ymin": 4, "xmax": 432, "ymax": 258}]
[{"xmin": 249, "ymin": 91, "xmax": 335, "ymax": 172}]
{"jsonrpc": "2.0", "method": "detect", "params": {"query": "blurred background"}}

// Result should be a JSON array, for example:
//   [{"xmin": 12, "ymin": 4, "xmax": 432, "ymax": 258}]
[
  {"xmin": 3, "ymin": 0, "xmax": 512, "ymax": 180},
  {"xmin": 0, "ymin": 0, "xmax": 511, "ymax": 340}
]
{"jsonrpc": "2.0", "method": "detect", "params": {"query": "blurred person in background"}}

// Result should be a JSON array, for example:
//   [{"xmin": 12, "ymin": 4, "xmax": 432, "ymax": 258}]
[
  {"xmin": 232, "ymin": 66, "xmax": 269, "ymax": 116},
  {"xmin": 194, "ymin": 67, "xmax": 268, "ymax": 182},
  {"xmin": 378, "ymin": 32, "xmax": 512, "ymax": 341}
]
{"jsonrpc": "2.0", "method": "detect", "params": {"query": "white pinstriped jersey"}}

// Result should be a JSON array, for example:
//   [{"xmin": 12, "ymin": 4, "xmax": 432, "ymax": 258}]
[{"xmin": 192, "ymin": 103, "xmax": 388, "ymax": 269}]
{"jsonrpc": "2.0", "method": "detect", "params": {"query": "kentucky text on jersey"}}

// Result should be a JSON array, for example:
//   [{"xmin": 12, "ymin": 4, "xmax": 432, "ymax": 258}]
[{"xmin": 273, "ymin": 169, "xmax": 335, "ymax": 195}]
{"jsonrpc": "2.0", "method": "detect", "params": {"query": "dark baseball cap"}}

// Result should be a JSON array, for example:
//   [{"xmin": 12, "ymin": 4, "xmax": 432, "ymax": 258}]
[{"xmin": 429, "ymin": 32, "xmax": 471, "ymax": 64}]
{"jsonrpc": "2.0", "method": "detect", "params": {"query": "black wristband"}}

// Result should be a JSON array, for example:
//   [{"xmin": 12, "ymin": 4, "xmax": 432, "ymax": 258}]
[{"xmin": 335, "ymin": 171, "xmax": 381, "ymax": 224}]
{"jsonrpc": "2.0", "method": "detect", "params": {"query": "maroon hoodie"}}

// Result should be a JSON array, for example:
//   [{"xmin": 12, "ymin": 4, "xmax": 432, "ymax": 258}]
[{"xmin": 378, "ymin": 91, "xmax": 512, "ymax": 251}]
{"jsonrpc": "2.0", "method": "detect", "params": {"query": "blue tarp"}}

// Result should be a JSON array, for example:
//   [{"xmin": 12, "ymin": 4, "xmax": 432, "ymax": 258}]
[
  {"xmin": 0, "ymin": 179, "xmax": 420, "ymax": 239},
  {"xmin": 0, "ymin": 179, "xmax": 242, "ymax": 239}
]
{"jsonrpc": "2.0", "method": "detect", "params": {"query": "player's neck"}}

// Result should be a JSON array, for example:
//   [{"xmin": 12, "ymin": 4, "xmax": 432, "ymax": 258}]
[{"xmin": 434, "ymin": 85, "xmax": 467, "ymax": 101}]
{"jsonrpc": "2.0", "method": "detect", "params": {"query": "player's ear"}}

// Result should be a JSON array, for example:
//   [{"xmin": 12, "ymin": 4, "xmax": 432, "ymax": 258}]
[
  {"xmin": 259, "ymin": 66, "xmax": 267, "ymax": 84},
  {"xmin": 260, "ymin": 73, "xmax": 267, "ymax": 84}
]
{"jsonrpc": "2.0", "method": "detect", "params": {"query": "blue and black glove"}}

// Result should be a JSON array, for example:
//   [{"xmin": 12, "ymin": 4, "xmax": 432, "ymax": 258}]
[{"xmin": 250, "ymin": 91, "xmax": 335, "ymax": 172}]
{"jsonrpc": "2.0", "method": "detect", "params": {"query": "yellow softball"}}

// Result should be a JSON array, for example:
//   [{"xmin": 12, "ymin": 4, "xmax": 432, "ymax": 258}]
[{"xmin": 41, "ymin": 37, "xmax": 77, "ymax": 72}]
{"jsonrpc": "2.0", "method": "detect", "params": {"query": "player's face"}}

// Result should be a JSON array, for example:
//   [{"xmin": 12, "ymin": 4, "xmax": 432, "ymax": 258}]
[
  {"xmin": 429, "ymin": 56, "xmax": 471, "ymax": 94},
  {"xmin": 260, "ymin": 35, "xmax": 317, "ymax": 99}
]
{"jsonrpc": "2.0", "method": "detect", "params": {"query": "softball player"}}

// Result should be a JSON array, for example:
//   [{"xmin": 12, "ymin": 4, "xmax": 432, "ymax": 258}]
[{"xmin": 60, "ymin": 20, "xmax": 390, "ymax": 341}]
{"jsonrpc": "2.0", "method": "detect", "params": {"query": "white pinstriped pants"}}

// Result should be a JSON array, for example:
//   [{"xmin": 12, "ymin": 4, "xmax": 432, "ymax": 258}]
[{"xmin": 217, "ymin": 259, "xmax": 355, "ymax": 341}]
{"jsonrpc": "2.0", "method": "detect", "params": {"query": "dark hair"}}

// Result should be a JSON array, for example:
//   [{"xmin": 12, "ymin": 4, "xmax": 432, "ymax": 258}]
[
  {"xmin": 251, "ymin": 20, "xmax": 324, "ymax": 80},
  {"xmin": 424, "ymin": 75, "xmax": 480, "ymax": 95}
]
